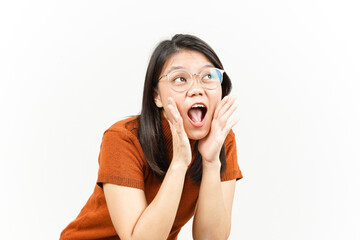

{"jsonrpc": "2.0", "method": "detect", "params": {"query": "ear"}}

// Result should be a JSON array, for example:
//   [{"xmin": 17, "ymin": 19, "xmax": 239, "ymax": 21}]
[{"xmin": 153, "ymin": 89, "xmax": 163, "ymax": 108}]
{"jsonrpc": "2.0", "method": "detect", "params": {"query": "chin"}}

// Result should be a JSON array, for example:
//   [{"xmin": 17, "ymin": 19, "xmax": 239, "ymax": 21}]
[{"xmin": 185, "ymin": 127, "xmax": 210, "ymax": 140}]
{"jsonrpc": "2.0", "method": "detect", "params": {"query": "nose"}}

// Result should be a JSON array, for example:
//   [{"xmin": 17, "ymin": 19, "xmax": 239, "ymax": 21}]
[{"xmin": 187, "ymin": 74, "xmax": 205, "ymax": 96}]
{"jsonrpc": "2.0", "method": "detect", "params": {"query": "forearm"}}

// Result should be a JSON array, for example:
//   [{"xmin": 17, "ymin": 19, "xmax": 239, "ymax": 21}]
[
  {"xmin": 131, "ymin": 161, "xmax": 187, "ymax": 240},
  {"xmin": 193, "ymin": 161, "xmax": 231, "ymax": 240}
]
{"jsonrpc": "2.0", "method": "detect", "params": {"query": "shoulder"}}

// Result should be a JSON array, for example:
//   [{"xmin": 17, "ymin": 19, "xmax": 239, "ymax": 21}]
[
  {"xmin": 225, "ymin": 129, "xmax": 236, "ymax": 146},
  {"xmin": 99, "ymin": 115, "xmax": 146, "ymax": 164},
  {"xmin": 105, "ymin": 116, "xmax": 139, "ymax": 139},
  {"xmin": 97, "ymin": 116, "xmax": 148, "ymax": 189},
  {"xmin": 224, "ymin": 129, "xmax": 237, "ymax": 159},
  {"xmin": 221, "ymin": 129, "xmax": 242, "ymax": 181},
  {"xmin": 100, "ymin": 116, "xmax": 144, "ymax": 153}
]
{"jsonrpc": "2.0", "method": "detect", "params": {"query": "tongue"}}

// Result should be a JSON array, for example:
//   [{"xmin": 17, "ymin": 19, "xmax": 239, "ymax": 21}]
[{"xmin": 188, "ymin": 108, "xmax": 202, "ymax": 123}]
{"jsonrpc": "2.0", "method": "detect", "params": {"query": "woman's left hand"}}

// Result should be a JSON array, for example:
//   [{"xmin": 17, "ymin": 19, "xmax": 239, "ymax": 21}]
[{"xmin": 198, "ymin": 95, "xmax": 239, "ymax": 163}]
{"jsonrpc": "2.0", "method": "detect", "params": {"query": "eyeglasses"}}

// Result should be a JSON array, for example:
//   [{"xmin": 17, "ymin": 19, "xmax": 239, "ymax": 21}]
[{"xmin": 158, "ymin": 67, "xmax": 225, "ymax": 92}]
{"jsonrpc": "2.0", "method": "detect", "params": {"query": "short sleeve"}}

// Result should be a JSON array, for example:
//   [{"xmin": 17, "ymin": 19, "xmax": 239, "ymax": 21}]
[
  {"xmin": 221, "ymin": 130, "xmax": 243, "ymax": 182},
  {"xmin": 97, "ymin": 129, "xmax": 145, "ymax": 190}
]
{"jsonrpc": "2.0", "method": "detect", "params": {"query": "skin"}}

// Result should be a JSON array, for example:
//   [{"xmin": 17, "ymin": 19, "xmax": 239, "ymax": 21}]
[
  {"xmin": 154, "ymin": 50, "xmax": 239, "ymax": 164},
  {"xmin": 104, "ymin": 49, "xmax": 239, "ymax": 240},
  {"xmin": 154, "ymin": 50, "xmax": 222, "ymax": 140}
]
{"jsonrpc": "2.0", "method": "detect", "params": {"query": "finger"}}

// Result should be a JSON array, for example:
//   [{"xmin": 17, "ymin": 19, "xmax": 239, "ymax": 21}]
[
  {"xmin": 221, "ymin": 101, "xmax": 238, "ymax": 124},
  {"xmin": 167, "ymin": 97, "xmax": 181, "ymax": 123},
  {"xmin": 167, "ymin": 106, "xmax": 183, "ymax": 135},
  {"xmin": 167, "ymin": 98, "xmax": 186, "ymax": 135},
  {"xmin": 167, "ymin": 104, "xmax": 179, "ymax": 123},
  {"xmin": 168, "ymin": 97, "xmax": 181, "ymax": 117},
  {"xmin": 217, "ymin": 95, "xmax": 237, "ymax": 118},
  {"xmin": 168, "ymin": 105, "xmax": 184, "ymax": 133},
  {"xmin": 224, "ymin": 116, "xmax": 240, "ymax": 133},
  {"xmin": 215, "ymin": 95, "xmax": 233, "ymax": 119},
  {"xmin": 167, "ymin": 119, "xmax": 174, "ymax": 132},
  {"xmin": 213, "ymin": 96, "xmax": 229, "ymax": 119}
]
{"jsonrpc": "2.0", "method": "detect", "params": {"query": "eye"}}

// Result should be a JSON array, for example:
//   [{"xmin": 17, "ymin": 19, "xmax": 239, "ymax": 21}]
[
  {"xmin": 173, "ymin": 77, "xmax": 187, "ymax": 83},
  {"xmin": 202, "ymin": 73, "xmax": 212, "ymax": 80},
  {"xmin": 169, "ymin": 71, "xmax": 190, "ymax": 85}
]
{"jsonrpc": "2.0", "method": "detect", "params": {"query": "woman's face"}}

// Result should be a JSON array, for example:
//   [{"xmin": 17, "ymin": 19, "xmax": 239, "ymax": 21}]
[{"xmin": 154, "ymin": 50, "xmax": 222, "ymax": 140}]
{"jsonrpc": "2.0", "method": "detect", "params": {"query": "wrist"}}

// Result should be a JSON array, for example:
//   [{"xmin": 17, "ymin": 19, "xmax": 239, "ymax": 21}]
[
  {"xmin": 169, "ymin": 159, "xmax": 189, "ymax": 172},
  {"xmin": 202, "ymin": 159, "xmax": 221, "ymax": 170}
]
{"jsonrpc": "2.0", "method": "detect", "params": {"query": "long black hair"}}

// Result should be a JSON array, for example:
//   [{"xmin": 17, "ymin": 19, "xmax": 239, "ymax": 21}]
[{"xmin": 137, "ymin": 34, "xmax": 232, "ymax": 182}]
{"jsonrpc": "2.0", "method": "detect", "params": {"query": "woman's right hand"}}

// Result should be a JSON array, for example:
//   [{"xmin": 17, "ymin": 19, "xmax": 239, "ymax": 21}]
[{"xmin": 166, "ymin": 97, "xmax": 192, "ymax": 168}]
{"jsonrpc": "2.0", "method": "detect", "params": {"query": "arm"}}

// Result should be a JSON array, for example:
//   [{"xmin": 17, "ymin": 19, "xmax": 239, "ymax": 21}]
[
  {"xmin": 192, "ymin": 161, "xmax": 236, "ymax": 240},
  {"xmin": 104, "ymin": 97, "xmax": 191, "ymax": 240},
  {"xmin": 194, "ymin": 95, "xmax": 239, "ymax": 240},
  {"xmin": 104, "ymin": 161, "xmax": 187, "ymax": 240}
]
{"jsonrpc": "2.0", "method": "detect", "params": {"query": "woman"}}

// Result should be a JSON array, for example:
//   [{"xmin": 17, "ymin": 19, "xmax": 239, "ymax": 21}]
[{"xmin": 60, "ymin": 34, "xmax": 243, "ymax": 240}]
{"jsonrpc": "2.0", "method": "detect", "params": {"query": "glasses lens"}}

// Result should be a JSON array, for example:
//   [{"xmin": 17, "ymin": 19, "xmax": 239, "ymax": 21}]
[
  {"xmin": 201, "ymin": 68, "xmax": 223, "ymax": 89},
  {"xmin": 168, "ymin": 71, "xmax": 191, "ymax": 92}
]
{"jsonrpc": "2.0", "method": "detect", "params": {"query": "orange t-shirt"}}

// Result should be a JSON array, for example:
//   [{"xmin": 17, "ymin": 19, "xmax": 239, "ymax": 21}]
[{"xmin": 60, "ymin": 114, "xmax": 242, "ymax": 240}]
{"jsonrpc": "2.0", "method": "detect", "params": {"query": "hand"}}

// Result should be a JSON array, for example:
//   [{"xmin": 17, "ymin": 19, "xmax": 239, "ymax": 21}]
[
  {"xmin": 166, "ymin": 97, "xmax": 192, "ymax": 168},
  {"xmin": 198, "ymin": 96, "xmax": 239, "ymax": 163}
]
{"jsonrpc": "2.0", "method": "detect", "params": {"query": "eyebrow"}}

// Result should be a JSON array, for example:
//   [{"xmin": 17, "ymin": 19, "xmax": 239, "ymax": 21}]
[{"xmin": 166, "ymin": 64, "xmax": 214, "ymax": 73}]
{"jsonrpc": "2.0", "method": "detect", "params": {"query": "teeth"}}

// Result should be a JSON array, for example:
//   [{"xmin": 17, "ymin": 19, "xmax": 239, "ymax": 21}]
[{"xmin": 192, "ymin": 104, "xmax": 205, "ymax": 108}]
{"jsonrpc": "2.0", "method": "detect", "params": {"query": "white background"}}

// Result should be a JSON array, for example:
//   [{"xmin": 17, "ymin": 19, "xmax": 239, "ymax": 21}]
[{"xmin": 1, "ymin": 0, "xmax": 359, "ymax": 239}]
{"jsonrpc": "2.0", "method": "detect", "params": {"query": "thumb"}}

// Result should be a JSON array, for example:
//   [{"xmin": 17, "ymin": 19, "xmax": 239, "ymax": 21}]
[{"xmin": 167, "ymin": 119, "xmax": 175, "ymax": 132}]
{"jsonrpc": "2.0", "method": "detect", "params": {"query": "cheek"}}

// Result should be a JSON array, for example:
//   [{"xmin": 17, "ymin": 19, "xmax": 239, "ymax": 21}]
[
  {"xmin": 156, "ymin": 85, "xmax": 173, "ymax": 107},
  {"xmin": 159, "ymin": 92, "xmax": 186, "ymax": 117},
  {"xmin": 173, "ymin": 98, "xmax": 187, "ymax": 116},
  {"xmin": 210, "ymin": 91, "xmax": 222, "ymax": 109}
]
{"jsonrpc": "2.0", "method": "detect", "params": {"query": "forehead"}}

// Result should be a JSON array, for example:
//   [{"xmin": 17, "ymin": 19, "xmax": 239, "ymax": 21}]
[{"xmin": 161, "ymin": 50, "xmax": 214, "ymax": 74}]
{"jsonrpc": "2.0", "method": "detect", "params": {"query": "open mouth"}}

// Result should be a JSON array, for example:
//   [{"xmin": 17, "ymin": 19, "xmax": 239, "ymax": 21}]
[{"xmin": 187, "ymin": 103, "xmax": 207, "ymax": 126}]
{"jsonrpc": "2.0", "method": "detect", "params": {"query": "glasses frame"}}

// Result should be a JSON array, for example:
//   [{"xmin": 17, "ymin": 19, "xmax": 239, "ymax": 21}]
[{"xmin": 158, "ymin": 67, "xmax": 225, "ymax": 93}]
